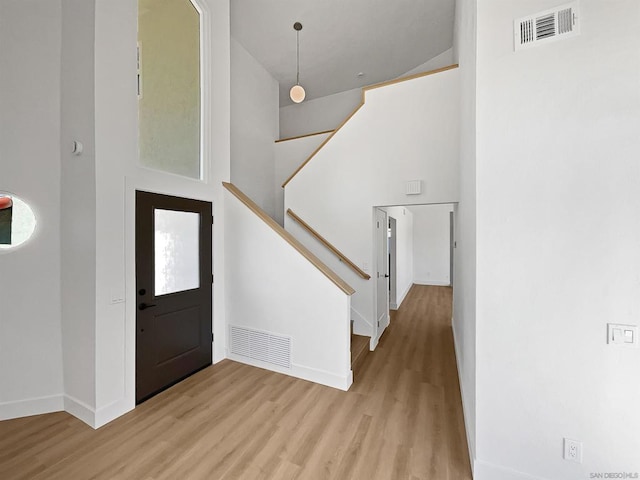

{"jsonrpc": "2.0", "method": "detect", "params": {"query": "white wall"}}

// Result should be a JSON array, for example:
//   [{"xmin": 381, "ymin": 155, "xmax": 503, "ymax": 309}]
[
  {"xmin": 412, "ymin": 204, "xmax": 453, "ymax": 286},
  {"xmin": 231, "ymin": 38, "xmax": 279, "ymax": 217},
  {"xmin": 401, "ymin": 47, "xmax": 455, "ymax": 77},
  {"xmin": 474, "ymin": 1, "xmax": 640, "ymax": 479},
  {"xmin": 452, "ymin": 0, "xmax": 477, "ymax": 468},
  {"xmin": 273, "ymin": 132, "xmax": 330, "ymax": 225},
  {"xmin": 285, "ymin": 68, "xmax": 460, "ymax": 347},
  {"xmin": 91, "ymin": 0, "xmax": 231, "ymax": 428},
  {"xmin": 279, "ymin": 47, "xmax": 456, "ymax": 140},
  {"xmin": 0, "ymin": 0, "xmax": 65, "ymax": 420},
  {"xmin": 60, "ymin": 0, "xmax": 98, "ymax": 418},
  {"xmin": 0, "ymin": 0, "xmax": 231, "ymax": 427},
  {"xmin": 279, "ymin": 87, "xmax": 362, "ymax": 139},
  {"xmin": 384, "ymin": 207, "xmax": 414, "ymax": 309},
  {"xmin": 225, "ymin": 188, "xmax": 352, "ymax": 390}
]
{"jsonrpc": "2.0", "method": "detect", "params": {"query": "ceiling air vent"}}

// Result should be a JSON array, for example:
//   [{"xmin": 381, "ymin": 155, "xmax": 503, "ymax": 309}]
[
  {"xmin": 514, "ymin": 2, "xmax": 579, "ymax": 51},
  {"xmin": 230, "ymin": 325, "xmax": 291, "ymax": 369}
]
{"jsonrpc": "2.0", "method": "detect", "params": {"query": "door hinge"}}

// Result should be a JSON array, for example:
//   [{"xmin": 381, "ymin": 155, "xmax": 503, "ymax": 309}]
[
  {"xmin": 211, "ymin": 274, "xmax": 214, "ymax": 284},
  {"xmin": 211, "ymin": 215, "xmax": 214, "ymax": 225},
  {"xmin": 211, "ymin": 333, "xmax": 214, "ymax": 343}
]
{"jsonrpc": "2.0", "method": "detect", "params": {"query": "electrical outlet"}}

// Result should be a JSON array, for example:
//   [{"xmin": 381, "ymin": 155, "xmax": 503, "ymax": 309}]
[{"xmin": 563, "ymin": 438, "xmax": 582, "ymax": 463}]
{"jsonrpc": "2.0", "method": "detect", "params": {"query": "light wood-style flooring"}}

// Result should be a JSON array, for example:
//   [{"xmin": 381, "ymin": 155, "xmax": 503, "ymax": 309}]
[{"xmin": 0, "ymin": 285, "xmax": 471, "ymax": 480}]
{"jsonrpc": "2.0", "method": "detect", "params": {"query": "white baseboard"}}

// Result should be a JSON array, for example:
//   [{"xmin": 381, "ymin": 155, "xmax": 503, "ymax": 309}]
[
  {"xmin": 0, "ymin": 393, "xmax": 133, "ymax": 430},
  {"xmin": 395, "ymin": 282, "xmax": 413, "ymax": 309},
  {"xmin": 0, "ymin": 394, "xmax": 63, "ymax": 421},
  {"xmin": 94, "ymin": 397, "xmax": 134, "ymax": 429},
  {"xmin": 414, "ymin": 279, "xmax": 451, "ymax": 286},
  {"xmin": 64, "ymin": 395, "xmax": 95, "ymax": 427},
  {"xmin": 370, "ymin": 334, "xmax": 379, "ymax": 351},
  {"xmin": 452, "ymin": 320, "xmax": 476, "ymax": 475},
  {"xmin": 371, "ymin": 319, "xmax": 389, "ymax": 352},
  {"xmin": 227, "ymin": 353, "xmax": 353, "ymax": 391},
  {"xmin": 473, "ymin": 460, "xmax": 548, "ymax": 480}
]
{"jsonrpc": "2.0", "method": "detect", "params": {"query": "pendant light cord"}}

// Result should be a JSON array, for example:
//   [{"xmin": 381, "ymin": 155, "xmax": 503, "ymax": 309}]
[{"xmin": 296, "ymin": 30, "xmax": 300, "ymax": 86}]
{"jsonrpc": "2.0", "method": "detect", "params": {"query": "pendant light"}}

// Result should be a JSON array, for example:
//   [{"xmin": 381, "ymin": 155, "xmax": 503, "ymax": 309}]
[{"xmin": 289, "ymin": 22, "xmax": 306, "ymax": 103}]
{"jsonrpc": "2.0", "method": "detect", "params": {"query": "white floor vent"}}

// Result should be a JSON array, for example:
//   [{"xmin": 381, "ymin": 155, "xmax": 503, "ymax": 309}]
[
  {"xmin": 230, "ymin": 325, "xmax": 291, "ymax": 369},
  {"xmin": 514, "ymin": 2, "xmax": 579, "ymax": 51}
]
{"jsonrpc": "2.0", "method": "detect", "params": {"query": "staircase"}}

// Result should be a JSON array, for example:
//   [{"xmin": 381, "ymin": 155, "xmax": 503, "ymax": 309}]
[
  {"xmin": 351, "ymin": 333, "xmax": 370, "ymax": 375},
  {"xmin": 282, "ymin": 64, "xmax": 461, "ymax": 352}
]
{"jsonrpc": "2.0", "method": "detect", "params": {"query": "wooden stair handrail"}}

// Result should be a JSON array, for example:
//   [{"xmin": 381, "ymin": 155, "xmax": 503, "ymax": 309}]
[
  {"xmin": 223, "ymin": 182, "xmax": 355, "ymax": 295},
  {"xmin": 281, "ymin": 64, "xmax": 459, "ymax": 188},
  {"xmin": 286, "ymin": 209, "xmax": 371, "ymax": 281},
  {"xmin": 275, "ymin": 129, "xmax": 335, "ymax": 143}
]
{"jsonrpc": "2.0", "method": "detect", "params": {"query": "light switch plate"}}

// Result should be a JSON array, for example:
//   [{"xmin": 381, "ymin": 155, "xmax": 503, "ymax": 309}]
[{"xmin": 607, "ymin": 323, "xmax": 638, "ymax": 347}]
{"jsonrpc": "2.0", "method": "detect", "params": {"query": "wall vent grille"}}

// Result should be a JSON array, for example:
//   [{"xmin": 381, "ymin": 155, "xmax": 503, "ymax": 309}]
[
  {"xmin": 406, "ymin": 180, "xmax": 422, "ymax": 195},
  {"xmin": 230, "ymin": 325, "xmax": 291, "ymax": 369},
  {"xmin": 515, "ymin": 2, "xmax": 579, "ymax": 51}
]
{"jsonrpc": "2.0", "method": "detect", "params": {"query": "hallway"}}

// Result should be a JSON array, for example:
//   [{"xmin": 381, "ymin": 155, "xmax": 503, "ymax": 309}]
[{"xmin": 0, "ymin": 285, "xmax": 471, "ymax": 479}]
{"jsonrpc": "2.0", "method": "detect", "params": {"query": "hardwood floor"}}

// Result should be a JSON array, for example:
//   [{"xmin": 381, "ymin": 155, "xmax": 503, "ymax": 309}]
[{"xmin": 0, "ymin": 285, "xmax": 471, "ymax": 480}]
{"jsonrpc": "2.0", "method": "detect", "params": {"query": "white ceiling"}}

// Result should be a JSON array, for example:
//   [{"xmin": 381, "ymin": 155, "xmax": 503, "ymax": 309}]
[{"xmin": 231, "ymin": 0, "xmax": 456, "ymax": 106}]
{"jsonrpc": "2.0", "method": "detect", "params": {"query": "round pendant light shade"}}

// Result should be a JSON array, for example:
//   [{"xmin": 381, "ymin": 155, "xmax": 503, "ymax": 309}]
[
  {"xmin": 290, "ymin": 84, "xmax": 306, "ymax": 103},
  {"xmin": 290, "ymin": 22, "xmax": 305, "ymax": 104}
]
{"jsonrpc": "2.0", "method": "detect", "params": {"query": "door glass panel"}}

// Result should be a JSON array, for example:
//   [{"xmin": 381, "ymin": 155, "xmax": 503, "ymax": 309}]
[{"xmin": 154, "ymin": 209, "xmax": 200, "ymax": 295}]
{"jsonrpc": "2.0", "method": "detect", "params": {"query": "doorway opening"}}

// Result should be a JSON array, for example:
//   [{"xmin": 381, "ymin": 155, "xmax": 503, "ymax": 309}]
[
  {"xmin": 388, "ymin": 216, "xmax": 398, "ymax": 309},
  {"xmin": 374, "ymin": 208, "xmax": 390, "ymax": 337},
  {"xmin": 374, "ymin": 204, "xmax": 456, "ymax": 341}
]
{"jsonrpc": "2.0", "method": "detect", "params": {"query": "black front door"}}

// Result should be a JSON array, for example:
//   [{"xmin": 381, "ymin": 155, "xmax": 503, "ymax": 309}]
[{"xmin": 135, "ymin": 191, "xmax": 212, "ymax": 403}]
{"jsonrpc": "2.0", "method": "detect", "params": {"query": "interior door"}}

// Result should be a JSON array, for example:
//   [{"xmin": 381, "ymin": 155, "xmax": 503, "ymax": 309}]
[
  {"xmin": 136, "ymin": 191, "xmax": 212, "ymax": 403},
  {"xmin": 376, "ymin": 208, "xmax": 390, "ymax": 334}
]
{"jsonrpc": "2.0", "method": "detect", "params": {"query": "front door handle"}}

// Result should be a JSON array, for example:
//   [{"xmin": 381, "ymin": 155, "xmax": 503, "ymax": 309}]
[
  {"xmin": 384, "ymin": 274, "xmax": 389, "ymax": 278},
  {"xmin": 139, "ymin": 302, "xmax": 157, "ymax": 311}
]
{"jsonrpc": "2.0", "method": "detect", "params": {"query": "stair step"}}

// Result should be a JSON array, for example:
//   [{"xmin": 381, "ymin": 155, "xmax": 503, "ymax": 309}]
[{"xmin": 351, "ymin": 334, "xmax": 370, "ymax": 374}]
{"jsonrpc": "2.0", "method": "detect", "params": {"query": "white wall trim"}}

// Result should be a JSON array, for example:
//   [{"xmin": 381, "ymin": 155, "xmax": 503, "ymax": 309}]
[
  {"xmin": 452, "ymin": 321, "xmax": 476, "ymax": 475},
  {"xmin": 370, "ymin": 334, "xmax": 379, "ymax": 351},
  {"xmin": 64, "ymin": 394, "xmax": 95, "ymax": 427},
  {"xmin": 94, "ymin": 397, "xmax": 134, "ymax": 429},
  {"xmin": 371, "ymin": 321, "xmax": 389, "ymax": 352},
  {"xmin": 396, "ymin": 282, "xmax": 413, "ymax": 309},
  {"xmin": 473, "ymin": 460, "xmax": 549, "ymax": 480},
  {"xmin": 351, "ymin": 307, "xmax": 373, "ymax": 336},
  {"xmin": 414, "ymin": 279, "xmax": 451, "ymax": 287},
  {"xmin": 227, "ymin": 354, "xmax": 353, "ymax": 391},
  {"xmin": 0, "ymin": 395, "xmax": 64, "ymax": 421}
]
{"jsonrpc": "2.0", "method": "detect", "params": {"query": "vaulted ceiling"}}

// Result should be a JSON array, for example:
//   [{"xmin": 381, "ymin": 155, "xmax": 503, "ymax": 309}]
[{"xmin": 231, "ymin": 0, "xmax": 456, "ymax": 106}]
